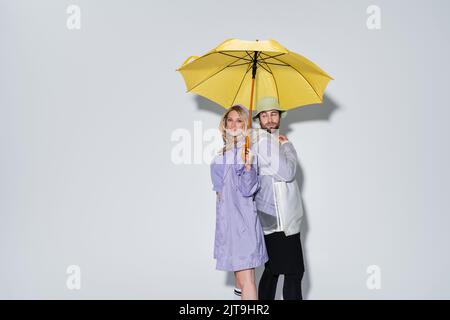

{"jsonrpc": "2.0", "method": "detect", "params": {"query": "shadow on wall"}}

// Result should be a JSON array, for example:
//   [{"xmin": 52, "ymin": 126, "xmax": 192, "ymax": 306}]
[{"xmin": 194, "ymin": 94, "xmax": 340, "ymax": 299}]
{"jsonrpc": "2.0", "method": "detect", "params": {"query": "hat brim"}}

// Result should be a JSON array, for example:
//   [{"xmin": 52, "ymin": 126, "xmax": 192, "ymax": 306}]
[{"xmin": 253, "ymin": 110, "xmax": 287, "ymax": 120}]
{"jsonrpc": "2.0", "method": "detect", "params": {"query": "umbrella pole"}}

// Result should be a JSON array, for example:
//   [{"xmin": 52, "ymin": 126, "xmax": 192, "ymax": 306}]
[{"xmin": 245, "ymin": 51, "xmax": 259, "ymax": 152}]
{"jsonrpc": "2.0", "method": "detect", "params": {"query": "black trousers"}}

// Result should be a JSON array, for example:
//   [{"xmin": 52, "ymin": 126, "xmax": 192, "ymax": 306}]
[
  {"xmin": 258, "ymin": 232, "xmax": 304, "ymax": 300},
  {"xmin": 259, "ymin": 268, "xmax": 304, "ymax": 300}
]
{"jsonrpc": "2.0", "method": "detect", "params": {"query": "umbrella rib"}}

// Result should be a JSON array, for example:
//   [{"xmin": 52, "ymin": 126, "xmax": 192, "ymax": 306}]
[
  {"xmin": 245, "ymin": 51, "xmax": 254, "ymax": 61},
  {"xmin": 261, "ymin": 60, "xmax": 281, "ymax": 107},
  {"xmin": 259, "ymin": 52, "xmax": 287, "ymax": 62},
  {"xmin": 230, "ymin": 64, "xmax": 253, "ymax": 107},
  {"xmin": 261, "ymin": 62, "xmax": 290, "ymax": 67},
  {"xmin": 256, "ymin": 61, "xmax": 272, "ymax": 74},
  {"xmin": 259, "ymin": 52, "xmax": 290, "ymax": 66},
  {"xmin": 187, "ymin": 56, "xmax": 243, "ymax": 92},
  {"xmin": 264, "ymin": 54, "xmax": 322, "ymax": 101},
  {"xmin": 227, "ymin": 61, "xmax": 252, "ymax": 67},
  {"xmin": 218, "ymin": 52, "xmax": 252, "ymax": 62},
  {"xmin": 257, "ymin": 51, "xmax": 262, "ymax": 61},
  {"xmin": 245, "ymin": 51, "xmax": 262, "ymax": 63}
]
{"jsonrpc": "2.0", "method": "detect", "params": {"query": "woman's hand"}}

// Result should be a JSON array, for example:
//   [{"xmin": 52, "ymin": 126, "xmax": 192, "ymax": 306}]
[{"xmin": 241, "ymin": 146, "xmax": 253, "ymax": 171}]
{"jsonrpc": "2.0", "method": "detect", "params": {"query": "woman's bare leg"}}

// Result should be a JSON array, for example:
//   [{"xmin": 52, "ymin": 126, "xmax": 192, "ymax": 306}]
[
  {"xmin": 235, "ymin": 279, "xmax": 242, "ymax": 294},
  {"xmin": 235, "ymin": 268, "xmax": 257, "ymax": 300}
]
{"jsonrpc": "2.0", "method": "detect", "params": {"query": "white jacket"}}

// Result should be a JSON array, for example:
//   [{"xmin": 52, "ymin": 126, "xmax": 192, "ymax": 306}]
[{"xmin": 251, "ymin": 129, "xmax": 304, "ymax": 236}]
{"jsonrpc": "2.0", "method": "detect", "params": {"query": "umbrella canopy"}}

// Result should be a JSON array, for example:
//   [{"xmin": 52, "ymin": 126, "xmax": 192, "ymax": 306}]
[{"xmin": 177, "ymin": 38, "xmax": 334, "ymax": 113}]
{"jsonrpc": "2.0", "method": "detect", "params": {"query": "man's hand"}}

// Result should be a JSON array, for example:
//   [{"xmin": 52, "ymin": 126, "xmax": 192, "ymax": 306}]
[{"xmin": 279, "ymin": 134, "xmax": 289, "ymax": 143}]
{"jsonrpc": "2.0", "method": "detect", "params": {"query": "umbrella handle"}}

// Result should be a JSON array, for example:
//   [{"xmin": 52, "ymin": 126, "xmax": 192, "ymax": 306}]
[
  {"xmin": 245, "ymin": 74, "xmax": 256, "ymax": 152},
  {"xmin": 181, "ymin": 56, "xmax": 199, "ymax": 66}
]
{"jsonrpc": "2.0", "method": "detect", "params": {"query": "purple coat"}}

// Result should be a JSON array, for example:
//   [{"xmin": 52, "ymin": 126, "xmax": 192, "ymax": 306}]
[{"xmin": 210, "ymin": 141, "xmax": 268, "ymax": 271}]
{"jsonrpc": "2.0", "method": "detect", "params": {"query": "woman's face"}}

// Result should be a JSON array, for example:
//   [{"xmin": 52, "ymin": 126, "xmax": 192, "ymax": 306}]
[{"xmin": 225, "ymin": 110, "xmax": 245, "ymax": 136}]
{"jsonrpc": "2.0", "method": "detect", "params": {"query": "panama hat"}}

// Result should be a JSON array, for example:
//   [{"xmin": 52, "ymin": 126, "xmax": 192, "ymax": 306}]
[{"xmin": 252, "ymin": 96, "xmax": 287, "ymax": 120}]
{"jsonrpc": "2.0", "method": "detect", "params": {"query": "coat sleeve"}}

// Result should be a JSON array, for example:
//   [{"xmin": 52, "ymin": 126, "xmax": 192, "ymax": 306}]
[
  {"xmin": 275, "ymin": 141, "xmax": 298, "ymax": 182},
  {"xmin": 210, "ymin": 160, "xmax": 224, "ymax": 193},
  {"xmin": 235, "ymin": 162, "xmax": 260, "ymax": 197},
  {"xmin": 257, "ymin": 136, "xmax": 298, "ymax": 182}
]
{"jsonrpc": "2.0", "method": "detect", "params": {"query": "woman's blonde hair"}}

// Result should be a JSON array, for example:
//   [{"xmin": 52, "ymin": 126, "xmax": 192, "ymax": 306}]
[{"xmin": 218, "ymin": 104, "xmax": 248, "ymax": 154}]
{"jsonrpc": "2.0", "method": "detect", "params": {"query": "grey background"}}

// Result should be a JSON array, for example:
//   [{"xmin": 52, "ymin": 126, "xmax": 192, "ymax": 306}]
[{"xmin": 1, "ymin": 0, "xmax": 449, "ymax": 299}]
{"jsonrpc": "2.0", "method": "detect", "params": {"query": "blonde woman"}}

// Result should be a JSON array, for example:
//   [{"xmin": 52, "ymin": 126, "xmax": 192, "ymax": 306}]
[{"xmin": 210, "ymin": 104, "xmax": 268, "ymax": 300}]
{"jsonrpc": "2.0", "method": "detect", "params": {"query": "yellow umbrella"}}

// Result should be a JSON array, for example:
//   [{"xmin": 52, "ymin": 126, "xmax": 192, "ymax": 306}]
[{"xmin": 177, "ymin": 38, "xmax": 334, "ymax": 148}]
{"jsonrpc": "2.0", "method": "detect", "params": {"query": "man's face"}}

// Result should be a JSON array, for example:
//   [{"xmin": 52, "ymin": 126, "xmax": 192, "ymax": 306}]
[{"xmin": 258, "ymin": 110, "xmax": 281, "ymax": 132}]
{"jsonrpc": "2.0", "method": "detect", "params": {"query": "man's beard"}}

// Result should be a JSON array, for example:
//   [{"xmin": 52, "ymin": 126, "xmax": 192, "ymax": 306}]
[{"xmin": 260, "ymin": 123, "xmax": 280, "ymax": 134}]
